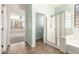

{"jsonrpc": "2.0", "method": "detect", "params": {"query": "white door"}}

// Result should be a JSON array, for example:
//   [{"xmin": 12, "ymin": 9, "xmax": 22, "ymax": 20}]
[
  {"xmin": 47, "ymin": 16, "xmax": 56, "ymax": 44},
  {"xmin": 2, "ymin": 4, "xmax": 8, "ymax": 52},
  {"xmin": 0, "ymin": 4, "xmax": 2, "ymax": 53}
]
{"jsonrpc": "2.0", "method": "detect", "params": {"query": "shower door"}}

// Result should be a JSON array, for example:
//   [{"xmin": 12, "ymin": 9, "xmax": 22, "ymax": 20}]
[
  {"xmin": 56, "ymin": 12, "xmax": 66, "ymax": 53},
  {"xmin": 47, "ymin": 15, "xmax": 56, "ymax": 44},
  {"xmin": 47, "ymin": 11, "xmax": 66, "ymax": 53}
]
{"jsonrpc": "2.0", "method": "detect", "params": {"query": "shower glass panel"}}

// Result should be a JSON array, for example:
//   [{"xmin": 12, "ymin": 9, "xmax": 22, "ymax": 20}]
[
  {"xmin": 56, "ymin": 12, "xmax": 66, "ymax": 52},
  {"xmin": 47, "ymin": 15, "xmax": 56, "ymax": 44},
  {"xmin": 56, "ymin": 13, "xmax": 61, "ymax": 47}
]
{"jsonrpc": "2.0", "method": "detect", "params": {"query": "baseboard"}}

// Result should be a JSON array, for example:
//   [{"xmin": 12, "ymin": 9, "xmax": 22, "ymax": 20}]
[
  {"xmin": 25, "ymin": 40, "xmax": 34, "ymax": 47},
  {"xmin": 66, "ymin": 50, "xmax": 79, "ymax": 54},
  {"xmin": 31, "ymin": 44, "xmax": 35, "ymax": 47},
  {"xmin": 66, "ymin": 51, "xmax": 74, "ymax": 54}
]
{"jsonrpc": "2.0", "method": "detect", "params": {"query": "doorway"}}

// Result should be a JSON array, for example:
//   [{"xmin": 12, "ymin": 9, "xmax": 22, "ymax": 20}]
[
  {"xmin": 7, "ymin": 4, "xmax": 26, "ymax": 45},
  {"xmin": 36, "ymin": 12, "xmax": 45, "ymax": 46}
]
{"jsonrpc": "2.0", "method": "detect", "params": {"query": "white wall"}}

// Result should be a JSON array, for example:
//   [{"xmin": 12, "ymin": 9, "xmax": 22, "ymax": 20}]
[
  {"xmin": 33, "ymin": 4, "xmax": 55, "ymax": 16},
  {"xmin": 25, "ymin": 4, "xmax": 33, "ymax": 47},
  {"xmin": 1, "ymin": 5, "xmax": 9, "ymax": 52}
]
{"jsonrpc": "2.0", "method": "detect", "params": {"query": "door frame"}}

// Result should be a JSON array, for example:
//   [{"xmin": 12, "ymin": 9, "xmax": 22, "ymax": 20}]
[
  {"xmin": 0, "ymin": 4, "xmax": 9, "ymax": 53},
  {"xmin": 0, "ymin": 4, "xmax": 2, "ymax": 54}
]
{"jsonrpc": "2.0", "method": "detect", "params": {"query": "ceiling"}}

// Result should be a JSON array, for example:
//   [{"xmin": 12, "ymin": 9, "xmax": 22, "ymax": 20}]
[
  {"xmin": 8, "ymin": 4, "xmax": 26, "ymax": 16},
  {"xmin": 8, "ymin": 4, "xmax": 64, "ymax": 15},
  {"xmin": 48, "ymin": 4, "xmax": 64, "ymax": 8},
  {"xmin": 8, "ymin": 4, "xmax": 66, "ymax": 18}
]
